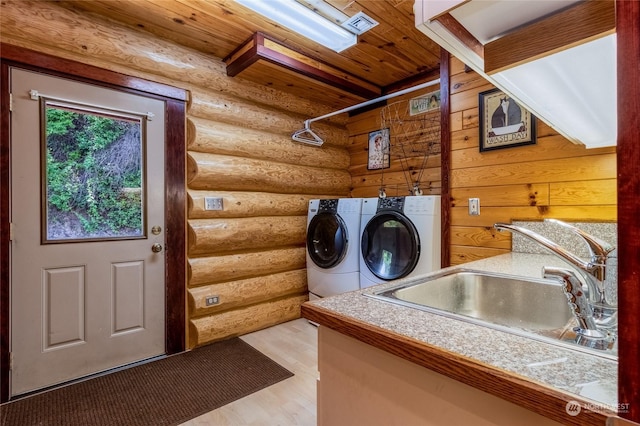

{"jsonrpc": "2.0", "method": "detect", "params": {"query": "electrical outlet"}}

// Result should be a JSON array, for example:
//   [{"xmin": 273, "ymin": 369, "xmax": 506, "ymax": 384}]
[
  {"xmin": 205, "ymin": 295, "xmax": 219, "ymax": 306},
  {"xmin": 468, "ymin": 198, "xmax": 480, "ymax": 216},
  {"xmin": 204, "ymin": 197, "xmax": 223, "ymax": 211}
]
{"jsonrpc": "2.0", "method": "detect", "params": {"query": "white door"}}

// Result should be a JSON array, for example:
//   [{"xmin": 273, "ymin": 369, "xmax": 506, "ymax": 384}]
[{"xmin": 10, "ymin": 68, "xmax": 166, "ymax": 396}]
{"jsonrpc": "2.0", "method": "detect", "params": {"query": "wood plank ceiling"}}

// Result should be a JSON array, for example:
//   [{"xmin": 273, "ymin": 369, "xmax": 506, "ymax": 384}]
[{"xmin": 53, "ymin": 0, "xmax": 443, "ymax": 109}]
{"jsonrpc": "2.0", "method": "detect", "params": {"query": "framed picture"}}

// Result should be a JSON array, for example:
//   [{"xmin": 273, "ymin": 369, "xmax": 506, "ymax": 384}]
[
  {"xmin": 479, "ymin": 88, "xmax": 536, "ymax": 152},
  {"xmin": 367, "ymin": 128, "xmax": 390, "ymax": 170},
  {"xmin": 410, "ymin": 90, "xmax": 440, "ymax": 116}
]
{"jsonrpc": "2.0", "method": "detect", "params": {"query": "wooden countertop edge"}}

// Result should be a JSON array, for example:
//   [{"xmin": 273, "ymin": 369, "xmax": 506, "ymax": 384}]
[{"xmin": 302, "ymin": 302, "xmax": 615, "ymax": 426}]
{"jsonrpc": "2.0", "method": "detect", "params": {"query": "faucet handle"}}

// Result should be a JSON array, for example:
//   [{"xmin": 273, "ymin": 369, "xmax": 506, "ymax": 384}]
[
  {"xmin": 544, "ymin": 219, "xmax": 615, "ymax": 260},
  {"xmin": 543, "ymin": 266, "xmax": 607, "ymax": 339}
]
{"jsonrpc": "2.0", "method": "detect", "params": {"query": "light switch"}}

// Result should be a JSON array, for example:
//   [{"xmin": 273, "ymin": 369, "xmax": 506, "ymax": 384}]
[
  {"xmin": 468, "ymin": 198, "xmax": 480, "ymax": 216},
  {"xmin": 204, "ymin": 197, "xmax": 224, "ymax": 211}
]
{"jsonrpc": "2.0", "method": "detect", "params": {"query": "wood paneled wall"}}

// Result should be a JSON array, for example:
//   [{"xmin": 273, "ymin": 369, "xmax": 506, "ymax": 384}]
[
  {"xmin": 348, "ymin": 87, "xmax": 442, "ymax": 198},
  {"xmin": 447, "ymin": 57, "xmax": 617, "ymax": 265},
  {"xmin": 0, "ymin": 0, "xmax": 351, "ymax": 348}
]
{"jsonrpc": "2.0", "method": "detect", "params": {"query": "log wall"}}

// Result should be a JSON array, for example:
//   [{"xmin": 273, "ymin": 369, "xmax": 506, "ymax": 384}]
[
  {"xmin": 447, "ymin": 57, "xmax": 617, "ymax": 265},
  {"xmin": 1, "ymin": 0, "xmax": 351, "ymax": 348}
]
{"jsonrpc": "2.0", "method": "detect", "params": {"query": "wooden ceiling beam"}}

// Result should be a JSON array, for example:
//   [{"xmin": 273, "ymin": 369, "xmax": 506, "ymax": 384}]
[
  {"xmin": 434, "ymin": 13, "xmax": 484, "ymax": 59},
  {"xmin": 225, "ymin": 32, "xmax": 381, "ymax": 104},
  {"xmin": 383, "ymin": 68, "xmax": 441, "ymax": 95},
  {"xmin": 484, "ymin": 0, "xmax": 615, "ymax": 74}
]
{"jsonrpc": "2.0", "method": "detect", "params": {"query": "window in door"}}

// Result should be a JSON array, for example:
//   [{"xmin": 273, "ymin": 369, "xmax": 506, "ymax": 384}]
[{"xmin": 41, "ymin": 99, "xmax": 146, "ymax": 243}]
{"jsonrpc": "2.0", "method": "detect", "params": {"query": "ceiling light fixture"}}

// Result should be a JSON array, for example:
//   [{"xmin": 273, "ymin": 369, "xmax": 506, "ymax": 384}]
[
  {"xmin": 235, "ymin": 0, "xmax": 358, "ymax": 52},
  {"xmin": 296, "ymin": 0, "xmax": 349, "ymax": 24}
]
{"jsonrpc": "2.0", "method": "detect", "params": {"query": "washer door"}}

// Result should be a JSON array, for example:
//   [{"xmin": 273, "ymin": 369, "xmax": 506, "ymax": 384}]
[
  {"xmin": 307, "ymin": 212, "xmax": 348, "ymax": 269},
  {"xmin": 361, "ymin": 211, "xmax": 420, "ymax": 280}
]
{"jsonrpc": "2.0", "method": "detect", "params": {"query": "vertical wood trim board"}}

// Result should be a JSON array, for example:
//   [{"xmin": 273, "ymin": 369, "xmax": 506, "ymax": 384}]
[
  {"xmin": 0, "ymin": 59, "xmax": 10, "ymax": 404},
  {"xmin": 616, "ymin": 0, "xmax": 640, "ymax": 421},
  {"xmin": 439, "ymin": 48, "xmax": 451, "ymax": 268}
]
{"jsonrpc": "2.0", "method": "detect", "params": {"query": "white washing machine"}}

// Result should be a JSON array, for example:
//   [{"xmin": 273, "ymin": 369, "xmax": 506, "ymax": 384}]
[
  {"xmin": 359, "ymin": 195, "xmax": 441, "ymax": 288},
  {"xmin": 306, "ymin": 198, "xmax": 362, "ymax": 299}
]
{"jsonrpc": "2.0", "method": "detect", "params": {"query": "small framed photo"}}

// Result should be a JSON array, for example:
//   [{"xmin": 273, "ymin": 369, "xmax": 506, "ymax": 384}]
[
  {"xmin": 410, "ymin": 90, "xmax": 440, "ymax": 116},
  {"xmin": 367, "ymin": 128, "xmax": 390, "ymax": 170},
  {"xmin": 479, "ymin": 88, "xmax": 536, "ymax": 152}
]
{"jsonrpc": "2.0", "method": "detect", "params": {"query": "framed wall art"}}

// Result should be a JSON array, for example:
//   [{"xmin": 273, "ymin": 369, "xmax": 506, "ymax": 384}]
[
  {"xmin": 367, "ymin": 128, "xmax": 390, "ymax": 170},
  {"xmin": 479, "ymin": 88, "xmax": 536, "ymax": 152},
  {"xmin": 409, "ymin": 90, "xmax": 440, "ymax": 116}
]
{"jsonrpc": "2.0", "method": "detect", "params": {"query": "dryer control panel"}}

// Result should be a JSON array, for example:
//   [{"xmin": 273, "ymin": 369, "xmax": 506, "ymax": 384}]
[{"xmin": 377, "ymin": 196, "xmax": 404, "ymax": 212}]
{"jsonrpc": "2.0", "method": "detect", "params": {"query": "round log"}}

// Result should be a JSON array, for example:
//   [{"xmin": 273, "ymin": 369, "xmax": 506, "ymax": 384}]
[
  {"xmin": 188, "ymin": 247, "xmax": 307, "ymax": 287},
  {"xmin": 0, "ymin": 0, "xmax": 342, "ymax": 120},
  {"xmin": 189, "ymin": 295, "xmax": 307, "ymax": 346},
  {"xmin": 188, "ymin": 90, "xmax": 349, "ymax": 146},
  {"xmin": 187, "ymin": 152, "xmax": 352, "ymax": 194},
  {"xmin": 188, "ymin": 216, "xmax": 307, "ymax": 256},
  {"xmin": 188, "ymin": 191, "xmax": 340, "ymax": 219},
  {"xmin": 188, "ymin": 269, "xmax": 307, "ymax": 316},
  {"xmin": 186, "ymin": 116, "xmax": 350, "ymax": 169}
]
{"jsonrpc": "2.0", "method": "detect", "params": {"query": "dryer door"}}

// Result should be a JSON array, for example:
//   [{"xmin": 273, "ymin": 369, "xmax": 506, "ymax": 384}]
[
  {"xmin": 307, "ymin": 212, "xmax": 348, "ymax": 269},
  {"xmin": 361, "ymin": 211, "xmax": 420, "ymax": 280}
]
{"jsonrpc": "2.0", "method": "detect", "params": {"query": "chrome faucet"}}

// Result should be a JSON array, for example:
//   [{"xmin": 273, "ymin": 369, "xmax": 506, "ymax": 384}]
[{"xmin": 494, "ymin": 219, "xmax": 617, "ymax": 342}]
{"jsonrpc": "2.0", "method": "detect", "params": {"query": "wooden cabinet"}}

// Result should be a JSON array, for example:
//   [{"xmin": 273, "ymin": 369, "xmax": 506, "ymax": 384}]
[{"xmin": 317, "ymin": 326, "xmax": 563, "ymax": 426}]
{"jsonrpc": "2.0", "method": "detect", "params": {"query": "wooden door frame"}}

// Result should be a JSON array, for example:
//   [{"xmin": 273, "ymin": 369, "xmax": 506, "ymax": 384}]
[
  {"xmin": 0, "ymin": 44, "xmax": 187, "ymax": 402},
  {"xmin": 616, "ymin": 1, "xmax": 640, "ymax": 421},
  {"xmin": 439, "ymin": 48, "xmax": 451, "ymax": 269}
]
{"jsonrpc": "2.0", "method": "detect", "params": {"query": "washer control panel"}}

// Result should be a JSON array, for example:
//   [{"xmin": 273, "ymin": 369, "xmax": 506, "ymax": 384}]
[{"xmin": 318, "ymin": 199, "xmax": 339, "ymax": 213}]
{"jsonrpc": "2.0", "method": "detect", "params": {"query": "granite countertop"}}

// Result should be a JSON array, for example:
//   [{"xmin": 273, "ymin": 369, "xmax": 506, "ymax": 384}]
[{"xmin": 302, "ymin": 253, "xmax": 619, "ymax": 425}]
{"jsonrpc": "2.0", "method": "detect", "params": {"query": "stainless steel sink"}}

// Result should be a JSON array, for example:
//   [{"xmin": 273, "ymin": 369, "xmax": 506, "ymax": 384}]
[{"xmin": 366, "ymin": 268, "xmax": 617, "ymax": 359}]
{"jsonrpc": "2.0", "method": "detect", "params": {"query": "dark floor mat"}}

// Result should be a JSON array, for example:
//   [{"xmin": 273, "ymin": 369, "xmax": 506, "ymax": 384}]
[{"xmin": 0, "ymin": 338, "xmax": 294, "ymax": 426}]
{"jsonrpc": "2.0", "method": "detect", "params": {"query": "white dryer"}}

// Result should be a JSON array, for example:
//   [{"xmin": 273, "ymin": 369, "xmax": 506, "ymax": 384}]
[
  {"xmin": 359, "ymin": 195, "xmax": 441, "ymax": 288},
  {"xmin": 306, "ymin": 198, "xmax": 362, "ymax": 299}
]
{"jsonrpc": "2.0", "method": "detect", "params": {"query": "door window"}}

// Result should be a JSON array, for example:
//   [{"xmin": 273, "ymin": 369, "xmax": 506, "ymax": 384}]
[
  {"xmin": 361, "ymin": 212, "xmax": 420, "ymax": 280},
  {"xmin": 307, "ymin": 213, "xmax": 348, "ymax": 268},
  {"xmin": 41, "ymin": 99, "xmax": 146, "ymax": 243}
]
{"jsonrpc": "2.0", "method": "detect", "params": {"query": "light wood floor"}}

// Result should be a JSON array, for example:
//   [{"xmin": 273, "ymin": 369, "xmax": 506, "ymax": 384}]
[{"xmin": 180, "ymin": 318, "xmax": 318, "ymax": 426}]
